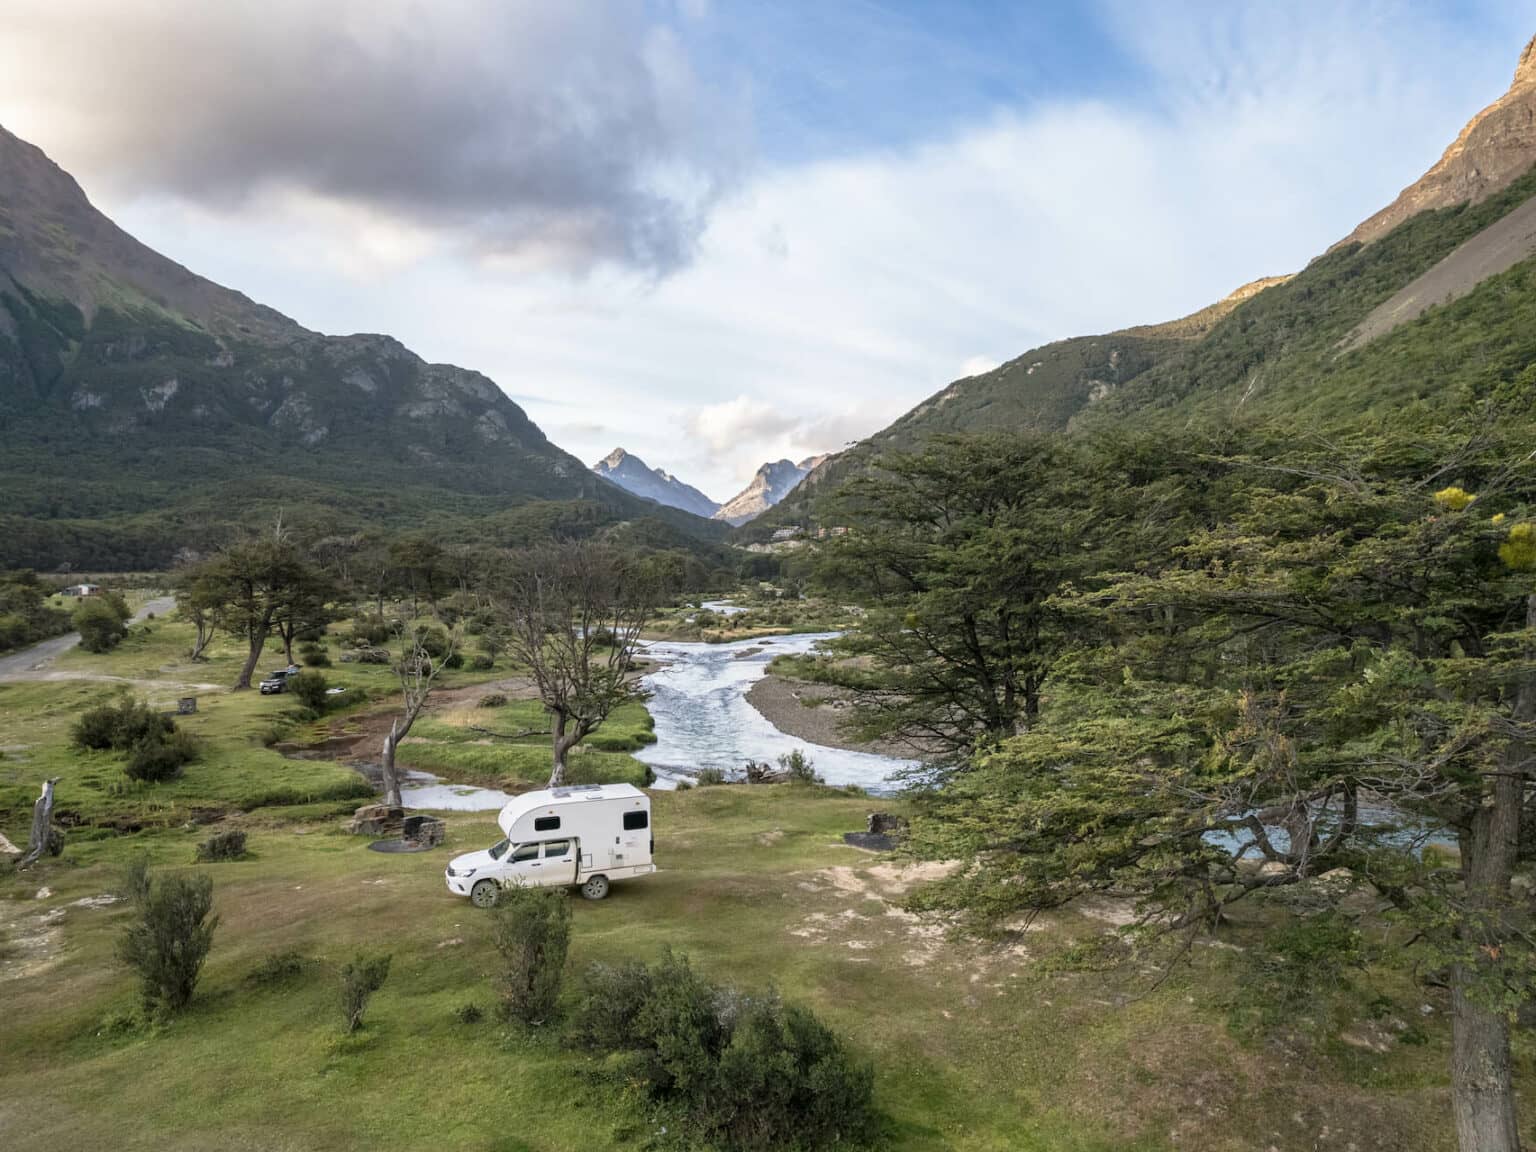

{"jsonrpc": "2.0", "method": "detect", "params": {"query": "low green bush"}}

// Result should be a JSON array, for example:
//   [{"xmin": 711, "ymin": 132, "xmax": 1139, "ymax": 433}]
[
  {"xmin": 73, "ymin": 698, "xmax": 171, "ymax": 752},
  {"xmin": 196, "ymin": 828, "xmax": 248, "ymax": 862},
  {"xmin": 125, "ymin": 727, "xmax": 199, "ymax": 783},
  {"xmin": 478, "ymin": 692, "xmax": 508, "ymax": 708},
  {"xmin": 778, "ymin": 749, "xmax": 822, "ymax": 784},
  {"xmin": 492, "ymin": 886, "xmax": 572, "ymax": 1025},
  {"xmin": 570, "ymin": 951, "xmax": 875, "ymax": 1150},
  {"xmin": 74, "ymin": 594, "xmax": 131, "ymax": 653},
  {"xmin": 469, "ymin": 653, "xmax": 494, "ymax": 670},
  {"xmin": 248, "ymin": 949, "xmax": 310, "ymax": 986},
  {"xmin": 340, "ymin": 952, "xmax": 392, "ymax": 1034},
  {"xmin": 288, "ymin": 669, "xmax": 330, "ymax": 712},
  {"xmin": 453, "ymin": 1002, "xmax": 484, "ymax": 1024},
  {"xmin": 694, "ymin": 766, "xmax": 729, "ymax": 786},
  {"xmin": 117, "ymin": 871, "xmax": 218, "ymax": 1020}
]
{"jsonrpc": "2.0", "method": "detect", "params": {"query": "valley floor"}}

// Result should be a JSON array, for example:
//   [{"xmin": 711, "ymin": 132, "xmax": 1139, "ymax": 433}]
[{"xmin": 0, "ymin": 609, "xmax": 1528, "ymax": 1151}]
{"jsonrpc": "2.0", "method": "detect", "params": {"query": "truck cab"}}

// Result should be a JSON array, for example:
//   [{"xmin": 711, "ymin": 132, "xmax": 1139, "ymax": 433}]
[{"xmin": 444, "ymin": 783, "xmax": 655, "ymax": 907}]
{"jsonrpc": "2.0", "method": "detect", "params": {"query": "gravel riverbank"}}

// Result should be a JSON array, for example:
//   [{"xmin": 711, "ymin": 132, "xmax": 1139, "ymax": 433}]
[{"xmin": 744, "ymin": 674, "xmax": 919, "ymax": 759}]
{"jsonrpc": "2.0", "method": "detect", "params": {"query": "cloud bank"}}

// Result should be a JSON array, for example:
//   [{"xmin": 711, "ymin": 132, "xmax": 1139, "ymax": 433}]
[{"xmin": 0, "ymin": 0, "xmax": 746, "ymax": 275}]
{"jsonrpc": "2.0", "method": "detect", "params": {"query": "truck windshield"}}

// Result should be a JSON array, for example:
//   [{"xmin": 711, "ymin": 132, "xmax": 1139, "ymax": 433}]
[{"xmin": 488, "ymin": 839, "xmax": 510, "ymax": 860}]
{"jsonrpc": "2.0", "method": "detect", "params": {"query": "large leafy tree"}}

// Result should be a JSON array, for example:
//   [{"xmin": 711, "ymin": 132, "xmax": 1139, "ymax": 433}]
[
  {"xmin": 190, "ymin": 532, "xmax": 323, "ymax": 689},
  {"xmin": 910, "ymin": 430, "xmax": 1536, "ymax": 1152},
  {"xmin": 816, "ymin": 432, "xmax": 1207, "ymax": 768}
]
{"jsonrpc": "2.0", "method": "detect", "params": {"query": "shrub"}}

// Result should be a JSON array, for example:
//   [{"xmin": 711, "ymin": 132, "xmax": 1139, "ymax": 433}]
[
  {"xmin": 570, "ymin": 951, "xmax": 874, "ymax": 1150},
  {"xmin": 73, "ymin": 698, "xmax": 170, "ymax": 752},
  {"xmin": 491, "ymin": 885, "xmax": 572, "ymax": 1025},
  {"xmin": 300, "ymin": 643, "xmax": 331, "ymax": 667},
  {"xmin": 340, "ymin": 952, "xmax": 392, "ymax": 1034},
  {"xmin": 778, "ymin": 749, "xmax": 823, "ymax": 784},
  {"xmin": 74, "ymin": 598, "xmax": 128, "ymax": 652},
  {"xmin": 354, "ymin": 616, "xmax": 394, "ymax": 646},
  {"xmin": 694, "ymin": 766, "xmax": 728, "ymax": 786},
  {"xmin": 443, "ymin": 651, "xmax": 464, "ymax": 670},
  {"xmin": 453, "ymin": 1002, "xmax": 485, "ymax": 1025},
  {"xmin": 125, "ymin": 727, "xmax": 199, "ymax": 783},
  {"xmin": 478, "ymin": 692, "xmax": 508, "ymax": 708},
  {"xmin": 288, "ymin": 669, "xmax": 330, "ymax": 712},
  {"xmin": 1230, "ymin": 911, "xmax": 1365, "ymax": 1037},
  {"xmin": 248, "ymin": 949, "xmax": 309, "ymax": 986},
  {"xmin": 117, "ymin": 871, "xmax": 218, "ymax": 1019},
  {"xmin": 415, "ymin": 626, "xmax": 451, "ymax": 660},
  {"xmin": 120, "ymin": 852, "xmax": 152, "ymax": 906},
  {"xmin": 196, "ymin": 829, "xmax": 248, "ymax": 862},
  {"xmin": 470, "ymin": 653, "xmax": 494, "ymax": 670}
]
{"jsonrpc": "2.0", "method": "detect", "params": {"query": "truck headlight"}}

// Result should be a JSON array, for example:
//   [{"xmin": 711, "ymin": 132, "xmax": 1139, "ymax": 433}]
[{"xmin": 460, "ymin": 868, "xmax": 476, "ymax": 878}]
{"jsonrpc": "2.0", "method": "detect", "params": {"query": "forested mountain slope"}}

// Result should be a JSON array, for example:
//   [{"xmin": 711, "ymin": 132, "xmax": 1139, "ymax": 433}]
[
  {"xmin": 750, "ymin": 40, "xmax": 1536, "ymax": 539},
  {"xmin": 0, "ymin": 125, "xmax": 720, "ymax": 569}
]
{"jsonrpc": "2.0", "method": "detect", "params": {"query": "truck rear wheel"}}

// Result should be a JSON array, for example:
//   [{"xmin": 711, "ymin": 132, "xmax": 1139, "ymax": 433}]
[
  {"xmin": 580, "ymin": 875, "xmax": 610, "ymax": 901},
  {"xmin": 470, "ymin": 879, "xmax": 499, "ymax": 908}
]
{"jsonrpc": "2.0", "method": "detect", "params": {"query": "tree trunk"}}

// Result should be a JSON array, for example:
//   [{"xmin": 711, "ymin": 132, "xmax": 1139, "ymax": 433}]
[
  {"xmin": 548, "ymin": 716, "xmax": 576, "ymax": 788},
  {"xmin": 190, "ymin": 616, "xmax": 213, "ymax": 661},
  {"xmin": 281, "ymin": 624, "xmax": 295, "ymax": 665},
  {"xmin": 16, "ymin": 778, "xmax": 59, "ymax": 870},
  {"xmin": 1450, "ymin": 592, "xmax": 1534, "ymax": 1152},
  {"xmin": 235, "ymin": 626, "xmax": 268, "ymax": 691},
  {"xmin": 381, "ymin": 718, "xmax": 404, "ymax": 807}
]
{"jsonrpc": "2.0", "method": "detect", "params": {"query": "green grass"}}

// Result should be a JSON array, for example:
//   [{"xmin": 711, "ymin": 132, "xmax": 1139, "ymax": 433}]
[{"xmin": 0, "ymin": 784, "xmax": 1484, "ymax": 1152}]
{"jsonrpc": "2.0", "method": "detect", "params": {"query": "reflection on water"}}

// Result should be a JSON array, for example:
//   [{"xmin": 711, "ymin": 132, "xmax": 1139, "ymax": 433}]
[
  {"xmin": 399, "ymin": 770, "xmax": 515, "ymax": 812},
  {"xmin": 636, "ymin": 632, "xmax": 915, "ymax": 793}
]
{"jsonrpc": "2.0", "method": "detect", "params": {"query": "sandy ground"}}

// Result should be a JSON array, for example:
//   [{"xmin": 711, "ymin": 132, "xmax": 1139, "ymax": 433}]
[{"xmin": 745, "ymin": 673, "xmax": 922, "ymax": 759}]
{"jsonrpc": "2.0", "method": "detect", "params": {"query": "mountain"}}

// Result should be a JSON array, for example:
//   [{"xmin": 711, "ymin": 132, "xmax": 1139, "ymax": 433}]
[
  {"xmin": 713, "ymin": 457, "xmax": 824, "ymax": 526},
  {"xmin": 592, "ymin": 448, "xmax": 720, "ymax": 518},
  {"xmin": 1338, "ymin": 35, "xmax": 1536, "ymax": 249},
  {"xmin": 751, "ymin": 34, "xmax": 1536, "ymax": 537},
  {"xmin": 0, "ymin": 124, "xmax": 722, "ymax": 569}
]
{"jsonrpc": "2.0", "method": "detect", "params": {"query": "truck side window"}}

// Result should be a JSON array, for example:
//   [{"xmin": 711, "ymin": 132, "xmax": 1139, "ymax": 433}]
[
  {"xmin": 510, "ymin": 843, "xmax": 540, "ymax": 863},
  {"xmin": 622, "ymin": 811, "xmax": 649, "ymax": 831},
  {"xmin": 534, "ymin": 815, "xmax": 560, "ymax": 832},
  {"xmin": 542, "ymin": 840, "xmax": 571, "ymax": 858}
]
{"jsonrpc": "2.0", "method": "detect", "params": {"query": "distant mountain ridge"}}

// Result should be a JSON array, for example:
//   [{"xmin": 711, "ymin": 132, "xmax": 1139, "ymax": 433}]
[
  {"xmin": 592, "ymin": 448, "xmax": 720, "ymax": 517},
  {"xmin": 713, "ymin": 456, "xmax": 826, "ymax": 526},
  {"xmin": 748, "ymin": 32, "xmax": 1536, "ymax": 537},
  {"xmin": 0, "ymin": 123, "xmax": 722, "ymax": 568}
]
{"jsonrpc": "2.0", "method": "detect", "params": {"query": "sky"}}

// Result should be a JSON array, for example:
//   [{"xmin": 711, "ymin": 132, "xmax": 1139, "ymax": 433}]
[{"xmin": 0, "ymin": 0, "xmax": 1530, "ymax": 501}]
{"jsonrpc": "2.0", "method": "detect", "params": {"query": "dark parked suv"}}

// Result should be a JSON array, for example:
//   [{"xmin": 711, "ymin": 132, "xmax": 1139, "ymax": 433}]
[{"xmin": 259, "ymin": 668, "xmax": 296, "ymax": 695}]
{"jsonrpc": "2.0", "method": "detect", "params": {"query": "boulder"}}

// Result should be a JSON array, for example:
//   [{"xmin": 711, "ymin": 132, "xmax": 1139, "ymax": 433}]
[
  {"xmin": 0, "ymin": 831, "xmax": 21, "ymax": 860},
  {"xmin": 347, "ymin": 803, "xmax": 404, "ymax": 837},
  {"xmin": 402, "ymin": 814, "xmax": 446, "ymax": 848},
  {"xmin": 867, "ymin": 812, "xmax": 909, "ymax": 838}
]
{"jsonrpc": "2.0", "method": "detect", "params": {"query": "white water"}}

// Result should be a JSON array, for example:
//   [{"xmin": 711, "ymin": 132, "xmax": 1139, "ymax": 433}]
[
  {"xmin": 635, "ymin": 632, "xmax": 916, "ymax": 792},
  {"xmin": 399, "ymin": 770, "xmax": 516, "ymax": 811}
]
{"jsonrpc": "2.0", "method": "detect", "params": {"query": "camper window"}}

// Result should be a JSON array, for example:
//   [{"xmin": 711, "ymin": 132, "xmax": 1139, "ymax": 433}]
[
  {"xmin": 510, "ymin": 843, "xmax": 540, "ymax": 863},
  {"xmin": 542, "ymin": 840, "xmax": 571, "ymax": 858},
  {"xmin": 533, "ymin": 815, "xmax": 561, "ymax": 832},
  {"xmin": 622, "ymin": 811, "xmax": 649, "ymax": 831}
]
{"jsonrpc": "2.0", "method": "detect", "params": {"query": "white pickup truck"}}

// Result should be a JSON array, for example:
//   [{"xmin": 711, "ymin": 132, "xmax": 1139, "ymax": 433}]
[{"xmin": 444, "ymin": 782, "xmax": 655, "ymax": 907}]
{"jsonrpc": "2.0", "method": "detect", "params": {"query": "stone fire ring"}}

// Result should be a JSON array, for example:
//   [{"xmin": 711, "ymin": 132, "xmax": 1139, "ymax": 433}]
[{"xmin": 367, "ymin": 838, "xmax": 435, "ymax": 854}]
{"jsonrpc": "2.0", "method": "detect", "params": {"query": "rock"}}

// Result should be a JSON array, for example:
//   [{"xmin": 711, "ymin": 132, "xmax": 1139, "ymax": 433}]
[
  {"xmin": 0, "ymin": 831, "xmax": 21, "ymax": 859},
  {"xmin": 402, "ymin": 814, "xmax": 446, "ymax": 848},
  {"xmin": 347, "ymin": 803, "xmax": 404, "ymax": 837},
  {"xmin": 867, "ymin": 812, "xmax": 909, "ymax": 838}
]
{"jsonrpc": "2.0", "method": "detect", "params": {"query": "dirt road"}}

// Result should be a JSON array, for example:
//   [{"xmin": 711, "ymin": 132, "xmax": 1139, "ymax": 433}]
[{"xmin": 0, "ymin": 596, "xmax": 178, "ymax": 683}]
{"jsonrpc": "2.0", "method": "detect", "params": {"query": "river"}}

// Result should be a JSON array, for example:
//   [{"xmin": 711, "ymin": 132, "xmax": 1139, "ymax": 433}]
[{"xmin": 635, "ymin": 632, "xmax": 915, "ymax": 793}]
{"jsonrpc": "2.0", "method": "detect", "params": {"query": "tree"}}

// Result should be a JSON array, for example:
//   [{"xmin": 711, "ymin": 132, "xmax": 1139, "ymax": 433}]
[
  {"xmin": 174, "ymin": 563, "xmax": 225, "ymax": 661},
  {"xmin": 272, "ymin": 563, "xmax": 337, "ymax": 665},
  {"xmin": 815, "ymin": 434, "xmax": 1126, "ymax": 768},
  {"xmin": 908, "ymin": 430, "xmax": 1536, "ymax": 1152},
  {"xmin": 339, "ymin": 952, "xmax": 392, "ymax": 1034},
  {"xmin": 379, "ymin": 621, "xmax": 459, "ymax": 807},
  {"xmin": 73, "ymin": 596, "xmax": 129, "ymax": 652},
  {"xmin": 190, "ymin": 532, "xmax": 318, "ymax": 689},
  {"xmin": 493, "ymin": 542, "xmax": 656, "ymax": 787}
]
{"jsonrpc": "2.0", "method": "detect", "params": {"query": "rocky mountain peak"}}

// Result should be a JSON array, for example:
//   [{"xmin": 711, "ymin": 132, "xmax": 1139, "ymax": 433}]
[
  {"xmin": 1338, "ymin": 33, "xmax": 1536, "ymax": 248},
  {"xmin": 591, "ymin": 447, "xmax": 719, "ymax": 518},
  {"xmin": 600, "ymin": 447, "xmax": 630, "ymax": 469}
]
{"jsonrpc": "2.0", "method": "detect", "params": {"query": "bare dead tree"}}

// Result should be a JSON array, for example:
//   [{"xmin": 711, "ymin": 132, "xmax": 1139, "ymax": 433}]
[
  {"xmin": 379, "ymin": 623, "xmax": 460, "ymax": 807},
  {"xmin": 493, "ymin": 542, "xmax": 656, "ymax": 787},
  {"xmin": 16, "ymin": 777, "xmax": 60, "ymax": 870}
]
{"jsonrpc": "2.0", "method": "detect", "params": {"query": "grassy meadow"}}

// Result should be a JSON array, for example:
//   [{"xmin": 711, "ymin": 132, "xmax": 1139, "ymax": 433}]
[{"xmin": 0, "ymin": 605, "xmax": 1522, "ymax": 1151}]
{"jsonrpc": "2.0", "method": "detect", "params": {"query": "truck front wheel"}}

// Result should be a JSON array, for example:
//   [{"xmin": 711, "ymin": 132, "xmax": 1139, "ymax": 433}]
[
  {"xmin": 470, "ymin": 879, "xmax": 500, "ymax": 908},
  {"xmin": 580, "ymin": 875, "xmax": 610, "ymax": 901}
]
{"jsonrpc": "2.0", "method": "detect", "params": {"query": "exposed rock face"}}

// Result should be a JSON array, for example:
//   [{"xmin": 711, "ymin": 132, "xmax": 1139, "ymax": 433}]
[
  {"xmin": 592, "ymin": 447, "xmax": 720, "ymax": 517},
  {"xmin": 1339, "ymin": 34, "xmax": 1536, "ymax": 248},
  {"xmin": 713, "ymin": 456, "xmax": 824, "ymax": 526}
]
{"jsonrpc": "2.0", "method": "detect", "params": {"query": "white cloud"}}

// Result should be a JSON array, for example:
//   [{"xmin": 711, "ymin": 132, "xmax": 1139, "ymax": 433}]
[{"xmin": 29, "ymin": 3, "xmax": 1529, "ymax": 498}]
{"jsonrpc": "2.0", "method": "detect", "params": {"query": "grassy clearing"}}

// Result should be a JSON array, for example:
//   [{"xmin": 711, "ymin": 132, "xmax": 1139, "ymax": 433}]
[
  {"xmin": 398, "ymin": 701, "xmax": 654, "ymax": 790},
  {"xmin": 0, "ymin": 784, "xmax": 1485, "ymax": 1152}
]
